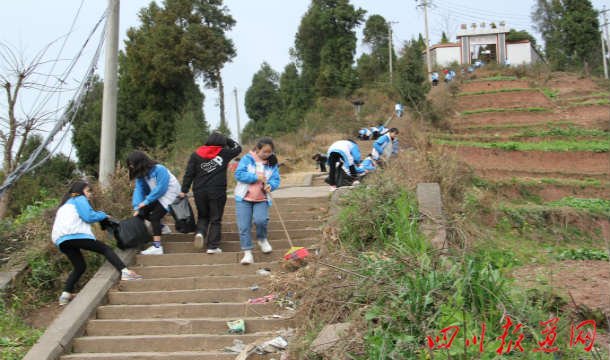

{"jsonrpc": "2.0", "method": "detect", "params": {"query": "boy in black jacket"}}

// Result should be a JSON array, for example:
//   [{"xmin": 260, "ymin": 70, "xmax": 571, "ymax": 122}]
[{"xmin": 180, "ymin": 132, "xmax": 242, "ymax": 253}]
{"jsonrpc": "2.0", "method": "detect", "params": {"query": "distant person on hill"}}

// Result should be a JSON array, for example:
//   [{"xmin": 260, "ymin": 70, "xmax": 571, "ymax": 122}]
[
  {"xmin": 325, "ymin": 139, "xmax": 362, "ymax": 189},
  {"xmin": 357, "ymin": 127, "xmax": 372, "ymax": 141},
  {"xmin": 395, "ymin": 103, "xmax": 404, "ymax": 118},
  {"xmin": 234, "ymin": 137, "xmax": 280, "ymax": 265},
  {"xmin": 372, "ymin": 128, "xmax": 399, "ymax": 161},
  {"xmin": 52, "ymin": 181, "xmax": 142, "ymax": 306},
  {"xmin": 127, "ymin": 150, "xmax": 182, "ymax": 255},
  {"xmin": 431, "ymin": 72, "xmax": 439, "ymax": 86},
  {"xmin": 370, "ymin": 126, "xmax": 381, "ymax": 140},
  {"xmin": 180, "ymin": 132, "xmax": 242, "ymax": 254},
  {"xmin": 312, "ymin": 153, "xmax": 328, "ymax": 172}
]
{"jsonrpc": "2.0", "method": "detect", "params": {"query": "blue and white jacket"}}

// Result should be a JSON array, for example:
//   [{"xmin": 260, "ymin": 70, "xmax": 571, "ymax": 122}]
[
  {"xmin": 372, "ymin": 133, "xmax": 393, "ymax": 160},
  {"xmin": 132, "ymin": 164, "xmax": 181, "ymax": 211},
  {"xmin": 327, "ymin": 140, "xmax": 361, "ymax": 173},
  {"xmin": 234, "ymin": 153, "xmax": 280, "ymax": 205},
  {"xmin": 358, "ymin": 128, "xmax": 372, "ymax": 137},
  {"xmin": 51, "ymin": 195, "xmax": 107, "ymax": 247},
  {"xmin": 356, "ymin": 156, "xmax": 377, "ymax": 174}
]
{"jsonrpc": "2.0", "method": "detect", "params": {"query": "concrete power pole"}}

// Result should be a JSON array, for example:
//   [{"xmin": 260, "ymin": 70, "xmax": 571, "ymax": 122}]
[
  {"xmin": 602, "ymin": 7, "xmax": 609, "ymax": 80},
  {"xmin": 417, "ymin": 0, "xmax": 433, "ymax": 79},
  {"xmin": 388, "ymin": 22, "xmax": 393, "ymax": 84},
  {"xmin": 99, "ymin": 0, "xmax": 120, "ymax": 187},
  {"xmin": 601, "ymin": 31, "xmax": 608, "ymax": 79},
  {"xmin": 233, "ymin": 87, "xmax": 241, "ymax": 142},
  {"xmin": 387, "ymin": 21, "xmax": 398, "ymax": 84}
]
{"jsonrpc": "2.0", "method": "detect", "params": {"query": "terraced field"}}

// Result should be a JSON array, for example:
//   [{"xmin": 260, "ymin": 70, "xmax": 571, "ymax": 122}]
[{"xmin": 436, "ymin": 73, "xmax": 609, "ymax": 201}]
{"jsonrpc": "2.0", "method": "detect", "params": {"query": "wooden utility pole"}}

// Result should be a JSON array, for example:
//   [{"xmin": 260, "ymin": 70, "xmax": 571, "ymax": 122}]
[{"xmin": 417, "ymin": 0, "xmax": 433, "ymax": 79}]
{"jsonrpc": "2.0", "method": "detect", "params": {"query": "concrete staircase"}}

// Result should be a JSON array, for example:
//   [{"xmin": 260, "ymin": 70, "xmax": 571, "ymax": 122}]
[{"xmin": 60, "ymin": 195, "xmax": 328, "ymax": 360}]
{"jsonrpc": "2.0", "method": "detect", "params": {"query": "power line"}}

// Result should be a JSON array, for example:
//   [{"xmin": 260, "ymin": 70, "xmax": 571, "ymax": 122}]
[
  {"xmin": 30, "ymin": 0, "xmax": 87, "ymax": 121},
  {"xmin": 0, "ymin": 9, "xmax": 108, "ymax": 195}
]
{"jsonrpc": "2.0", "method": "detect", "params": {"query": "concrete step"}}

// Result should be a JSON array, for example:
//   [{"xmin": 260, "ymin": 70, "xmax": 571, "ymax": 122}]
[
  {"xmin": 160, "ymin": 238, "xmax": 318, "ymax": 253},
  {"xmin": 62, "ymin": 351, "xmax": 237, "ymax": 360},
  {"xmin": 86, "ymin": 317, "xmax": 293, "ymax": 336},
  {"xmin": 117, "ymin": 275, "xmax": 263, "ymax": 292},
  {"xmin": 107, "ymin": 288, "xmax": 266, "ymax": 305},
  {"xmin": 135, "ymin": 250, "xmax": 292, "ymax": 266},
  {"xmin": 71, "ymin": 333, "xmax": 277, "ymax": 353},
  {"xmin": 97, "ymin": 303, "xmax": 278, "ymax": 319},
  {"xmin": 131, "ymin": 262, "xmax": 280, "ymax": 279},
  {"xmin": 208, "ymin": 219, "xmax": 321, "ymax": 228},
  {"xmin": 162, "ymin": 228, "xmax": 320, "ymax": 242}
]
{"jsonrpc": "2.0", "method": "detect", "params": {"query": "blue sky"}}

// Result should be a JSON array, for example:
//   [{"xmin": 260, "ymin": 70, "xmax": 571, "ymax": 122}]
[{"xmin": 0, "ymin": 0, "xmax": 607, "ymax": 158}]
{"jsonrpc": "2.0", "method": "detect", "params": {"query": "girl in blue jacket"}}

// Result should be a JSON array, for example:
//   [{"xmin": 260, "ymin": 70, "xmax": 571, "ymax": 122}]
[
  {"xmin": 52, "ymin": 181, "xmax": 142, "ymax": 305},
  {"xmin": 127, "ymin": 151, "xmax": 181, "ymax": 255},
  {"xmin": 234, "ymin": 138, "xmax": 280, "ymax": 265}
]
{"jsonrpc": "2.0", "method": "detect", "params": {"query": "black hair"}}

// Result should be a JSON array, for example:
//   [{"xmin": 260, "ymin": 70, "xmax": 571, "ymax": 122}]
[
  {"xmin": 126, "ymin": 150, "xmax": 158, "ymax": 180},
  {"xmin": 389, "ymin": 128, "xmax": 399, "ymax": 134},
  {"xmin": 59, "ymin": 180, "xmax": 90, "ymax": 207},
  {"xmin": 254, "ymin": 137, "xmax": 275, "ymax": 152},
  {"xmin": 205, "ymin": 132, "xmax": 227, "ymax": 147},
  {"xmin": 312, "ymin": 153, "xmax": 322, "ymax": 161}
]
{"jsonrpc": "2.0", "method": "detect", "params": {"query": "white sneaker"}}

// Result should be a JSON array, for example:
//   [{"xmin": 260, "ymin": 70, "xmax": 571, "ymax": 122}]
[
  {"xmin": 240, "ymin": 250, "xmax": 254, "ymax": 265},
  {"xmin": 206, "ymin": 248, "xmax": 222, "ymax": 254},
  {"xmin": 141, "ymin": 245, "xmax": 164, "ymax": 255},
  {"xmin": 194, "ymin": 233, "xmax": 204, "ymax": 250},
  {"xmin": 58, "ymin": 291, "xmax": 73, "ymax": 306},
  {"xmin": 121, "ymin": 269, "xmax": 143, "ymax": 281},
  {"xmin": 161, "ymin": 225, "xmax": 172, "ymax": 234},
  {"xmin": 257, "ymin": 239, "xmax": 272, "ymax": 254}
]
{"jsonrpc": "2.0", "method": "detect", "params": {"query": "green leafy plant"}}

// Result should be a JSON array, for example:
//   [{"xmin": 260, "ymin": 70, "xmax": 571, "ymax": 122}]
[{"xmin": 557, "ymin": 248, "xmax": 609, "ymax": 261}]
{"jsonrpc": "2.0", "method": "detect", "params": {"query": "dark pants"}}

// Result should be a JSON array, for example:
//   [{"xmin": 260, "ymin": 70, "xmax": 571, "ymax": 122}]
[
  {"xmin": 59, "ymin": 239, "xmax": 125, "ymax": 292},
  {"xmin": 138, "ymin": 200, "xmax": 167, "ymax": 236},
  {"xmin": 326, "ymin": 152, "xmax": 356, "ymax": 187},
  {"xmin": 317, "ymin": 160, "xmax": 327, "ymax": 172},
  {"xmin": 194, "ymin": 192, "xmax": 227, "ymax": 249}
]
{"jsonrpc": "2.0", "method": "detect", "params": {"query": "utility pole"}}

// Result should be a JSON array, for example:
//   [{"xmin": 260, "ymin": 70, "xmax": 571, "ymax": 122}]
[
  {"xmin": 233, "ymin": 87, "xmax": 241, "ymax": 142},
  {"xmin": 417, "ymin": 0, "xmax": 433, "ymax": 80},
  {"xmin": 601, "ymin": 31, "xmax": 608, "ymax": 79},
  {"xmin": 99, "ymin": 0, "xmax": 119, "ymax": 187},
  {"xmin": 387, "ymin": 21, "xmax": 398, "ymax": 84},
  {"xmin": 602, "ymin": 7, "xmax": 609, "ymax": 79}
]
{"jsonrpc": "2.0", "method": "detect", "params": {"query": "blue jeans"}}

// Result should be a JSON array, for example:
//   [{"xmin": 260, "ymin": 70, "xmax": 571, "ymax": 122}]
[{"xmin": 235, "ymin": 200, "xmax": 269, "ymax": 250}]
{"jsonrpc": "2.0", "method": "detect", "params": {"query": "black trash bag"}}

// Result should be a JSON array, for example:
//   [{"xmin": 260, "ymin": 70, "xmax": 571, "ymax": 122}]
[
  {"xmin": 168, "ymin": 197, "xmax": 197, "ymax": 233},
  {"xmin": 102, "ymin": 217, "xmax": 152, "ymax": 250}
]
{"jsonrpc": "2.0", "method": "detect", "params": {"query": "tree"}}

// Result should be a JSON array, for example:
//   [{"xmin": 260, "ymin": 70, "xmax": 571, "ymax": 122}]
[
  {"xmin": 8, "ymin": 135, "xmax": 77, "ymax": 216},
  {"xmin": 533, "ymin": 0, "xmax": 601, "ymax": 74},
  {"xmin": 394, "ymin": 40, "xmax": 430, "ymax": 110},
  {"xmin": 507, "ymin": 29, "xmax": 537, "ymax": 46},
  {"xmin": 74, "ymin": 0, "xmax": 235, "ymax": 164},
  {"xmin": 440, "ymin": 32, "xmax": 449, "ymax": 44},
  {"xmin": 244, "ymin": 62, "xmax": 282, "ymax": 123},
  {"xmin": 0, "ymin": 42, "xmax": 66, "ymax": 218},
  {"xmin": 293, "ymin": 0, "xmax": 366, "ymax": 97},
  {"xmin": 357, "ymin": 14, "xmax": 395, "ymax": 84}
]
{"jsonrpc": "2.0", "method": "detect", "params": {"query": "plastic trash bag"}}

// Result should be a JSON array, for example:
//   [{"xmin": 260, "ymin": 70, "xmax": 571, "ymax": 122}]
[{"xmin": 168, "ymin": 197, "xmax": 197, "ymax": 233}]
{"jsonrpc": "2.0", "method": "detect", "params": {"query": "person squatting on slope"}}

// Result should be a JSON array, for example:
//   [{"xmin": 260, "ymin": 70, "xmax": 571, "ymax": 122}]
[
  {"xmin": 312, "ymin": 153, "xmax": 328, "ymax": 172},
  {"xmin": 325, "ymin": 139, "xmax": 362, "ymax": 189},
  {"xmin": 357, "ymin": 127, "xmax": 373, "ymax": 141},
  {"xmin": 127, "ymin": 151, "xmax": 181, "ymax": 255},
  {"xmin": 52, "ymin": 181, "xmax": 142, "ymax": 306},
  {"xmin": 372, "ymin": 127, "xmax": 399, "ymax": 162},
  {"xmin": 234, "ymin": 137, "xmax": 281, "ymax": 265},
  {"xmin": 180, "ymin": 132, "xmax": 242, "ymax": 254}
]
